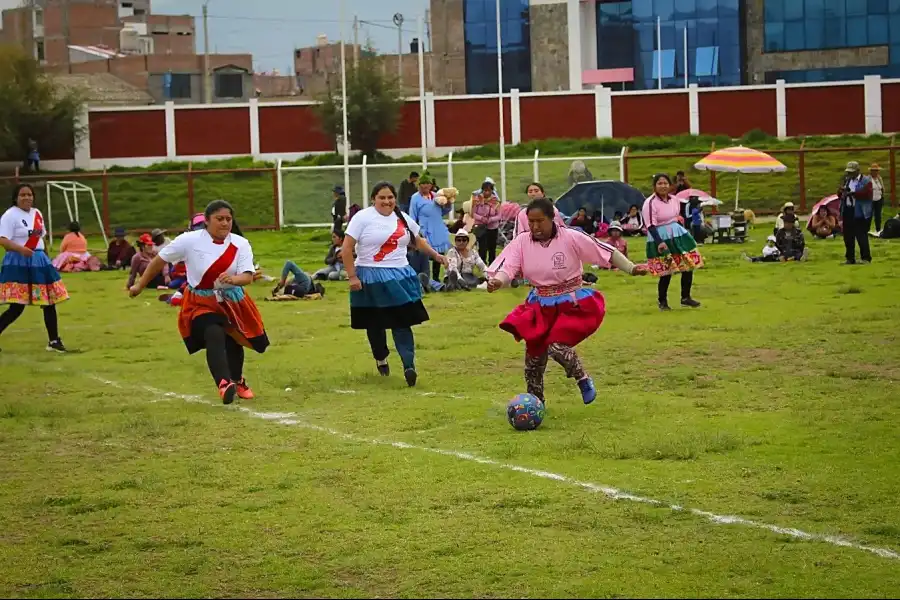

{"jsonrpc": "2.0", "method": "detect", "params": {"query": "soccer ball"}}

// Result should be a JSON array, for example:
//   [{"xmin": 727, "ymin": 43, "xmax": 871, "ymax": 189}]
[{"xmin": 507, "ymin": 393, "xmax": 545, "ymax": 431}]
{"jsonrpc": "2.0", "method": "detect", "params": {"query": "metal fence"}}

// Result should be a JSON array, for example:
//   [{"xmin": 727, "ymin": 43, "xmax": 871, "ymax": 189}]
[
  {"xmin": 277, "ymin": 150, "xmax": 626, "ymax": 227},
  {"xmin": 1, "ymin": 143, "xmax": 895, "ymax": 236}
]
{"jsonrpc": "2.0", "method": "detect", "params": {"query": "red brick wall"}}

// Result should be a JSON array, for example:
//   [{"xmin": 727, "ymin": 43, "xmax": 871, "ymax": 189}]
[
  {"xmin": 434, "ymin": 97, "xmax": 512, "ymax": 147},
  {"xmin": 611, "ymin": 92, "xmax": 690, "ymax": 138},
  {"xmin": 89, "ymin": 110, "xmax": 167, "ymax": 159},
  {"xmin": 258, "ymin": 105, "xmax": 333, "ymax": 153},
  {"xmin": 378, "ymin": 102, "xmax": 422, "ymax": 149},
  {"xmin": 882, "ymin": 83, "xmax": 900, "ymax": 134},
  {"xmin": 698, "ymin": 89, "xmax": 778, "ymax": 137},
  {"xmin": 174, "ymin": 107, "xmax": 251, "ymax": 156},
  {"xmin": 785, "ymin": 85, "xmax": 865, "ymax": 136},
  {"xmin": 520, "ymin": 94, "xmax": 595, "ymax": 142}
]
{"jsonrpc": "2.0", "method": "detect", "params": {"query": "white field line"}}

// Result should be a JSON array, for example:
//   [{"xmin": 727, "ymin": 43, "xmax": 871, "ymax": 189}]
[{"xmin": 76, "ymin": 373, "xmax": 900, "ymax": 562}]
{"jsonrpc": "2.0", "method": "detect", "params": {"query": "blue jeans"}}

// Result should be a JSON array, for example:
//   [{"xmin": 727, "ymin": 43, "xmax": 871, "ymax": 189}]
[
  {"xmin": 314, "ymin": 263, "xmax": 346, "ymax": 281},
  {"xmin": 281, "ymin": 260, "xmax": 313, "ymax": 295},
  {"xmin": 367, "ymin": 327, "xmax": 415, "ymax": 370}
]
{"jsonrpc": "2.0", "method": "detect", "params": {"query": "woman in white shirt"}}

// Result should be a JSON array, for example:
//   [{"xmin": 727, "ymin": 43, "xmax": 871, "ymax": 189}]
[
  {"xmin": 870, "ymin": 163, "xmax": 885, "ymax": 232},
  {"xmin": 341, "ymin": 181, "xmax": 447, "ymax": 387},
  {"xmin": 0, "ymin": 184, "xmax": 69, "ymax": 352},
  {"xmin": 129, "ymin": 200, "xmax": 270, "ymax": 405}
]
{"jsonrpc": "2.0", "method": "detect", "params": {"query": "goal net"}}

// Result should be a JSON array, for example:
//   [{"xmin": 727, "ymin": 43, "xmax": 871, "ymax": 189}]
[{"xmin": 46, "ymin": 181, "xmax": 109, "ymax": 248}]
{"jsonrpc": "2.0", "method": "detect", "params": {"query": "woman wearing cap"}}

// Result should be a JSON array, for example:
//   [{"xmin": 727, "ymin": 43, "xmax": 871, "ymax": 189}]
[
  {"xmin": 106, "ymin": 227, "xmax": 136, "ymax": 270},
  {"xmin": 642, "ymin": 173, "xmax": 703, "ymax": 310},
  {"xmin": 127, "ymin": 233, "xmax": 168, "ymax": 290},
  {"xmin": 342, "ymin": 181, "xmax": 447, "ymax": 387},
  {"xmin": 410, "ymin": 173, "xmax": 452, "ymax": 282},
  {"xmin": 486, "ymin": 198, "xmax": 648, "ymax": 405},
  {"xmin": 0, "ymin": 183, "xmax": 69, "ymax": 353},
  {"xmin": 129, "ymin": 200, "xmax": 269, "ymax": 405},
  {"xmin": 444, "ymin": 229, "xmax": 487, "ymax": 291},
  {"xmin": 472, "ymin": 178, "xmax": 501, "ymax": 264},
  {"xmin": 871, "ymin": 163, "xmax": 885, "ymax": 232}
]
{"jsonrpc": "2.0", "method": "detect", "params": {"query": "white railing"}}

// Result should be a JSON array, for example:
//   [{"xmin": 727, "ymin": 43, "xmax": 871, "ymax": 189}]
[{"xmin": 277, "ymin": 148, "xmax": 626, "ymax": 228}]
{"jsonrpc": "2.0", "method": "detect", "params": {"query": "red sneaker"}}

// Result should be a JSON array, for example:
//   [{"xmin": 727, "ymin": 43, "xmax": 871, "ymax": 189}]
[
  {"xmin": 218, "ymin": 379, "xmax": 236, "ymax": 405},
  {"xmin": 236, "ymin": 378, "xmax": 254, "ymax": 400}
]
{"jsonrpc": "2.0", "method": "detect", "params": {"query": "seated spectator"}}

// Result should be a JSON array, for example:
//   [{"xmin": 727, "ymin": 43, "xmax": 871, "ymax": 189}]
[
  {"xmin": 774, "ymin": 201, "xmax": 797, "ymax": 234},
  {"xmin": 272, "ymin": 260, "xmax": 325, "ymax": 298},
  {"xmin": 443, "ymin": 229, "xmax": 487, "ymax": 291},
  {"xmin": 567, "ymin": 207, "xmax": 594, "ymax": 234},
  {"xmin": 878, "ymin": 212, "xmax": 900, "ymax": 238},
  {"xmin": 808, "ymin": 206, "xmax": 837, "ymax": 239},
  {"xmin": 775, "ymin": 215, "xmax": 808, "ymax": 261},
  {"xmin": 127, "ymin": 233, "xmax": 168, "ymax": 289},
  {"xmin": 313, "ymin": 228, "xmax": 348, "ymax": 281},
  {"xmin": 52, "ymin": 221, "xmax": 101, "ymax": 272},
  {"xmin": 150, "ymin": 228, "xmax": 170, "ymax": 252},
  {"xmin": 105, "ymin": 227, "xmax": 136, "ymax": 270},
  {"xmin": 448, "ymin": 208, "xmax": 467, "ymax": 234},
  {"xmin": 743, "ymin": 235, "xmax": 781, "ymax": 263},
  {"xmin": 595, "ymin": 223, "xmax": 627, "ymax": 269},
  {"xmin": 620, "ymin": 204, "xmax": 645, "ymax": 236}
]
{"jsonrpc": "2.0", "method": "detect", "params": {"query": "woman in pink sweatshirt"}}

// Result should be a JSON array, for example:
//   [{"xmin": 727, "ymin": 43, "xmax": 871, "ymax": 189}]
[{"xmin": 471, "ymin": 178, "xmax": 502, "ymax": 264}]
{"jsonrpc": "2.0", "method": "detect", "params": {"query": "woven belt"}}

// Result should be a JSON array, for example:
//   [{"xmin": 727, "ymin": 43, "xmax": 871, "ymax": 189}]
[{"xmin": 535, "ymin": 276, "xmax": 582, "ymax": 297}]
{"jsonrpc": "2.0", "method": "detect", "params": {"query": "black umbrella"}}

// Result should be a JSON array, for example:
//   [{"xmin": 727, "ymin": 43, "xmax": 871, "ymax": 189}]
[{"xmin": 555, "ymin": 180, "xmax": 646, "ymax": 221}]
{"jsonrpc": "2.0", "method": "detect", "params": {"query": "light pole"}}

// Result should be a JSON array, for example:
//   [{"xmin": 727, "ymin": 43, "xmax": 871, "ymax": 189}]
[
  {"xmin": 340, "ymin": 0, "xmax": 350, "ymax": 199},
  {"xmin": 495, "ymin": 0, "xmax": 506, "ymax": 202}
]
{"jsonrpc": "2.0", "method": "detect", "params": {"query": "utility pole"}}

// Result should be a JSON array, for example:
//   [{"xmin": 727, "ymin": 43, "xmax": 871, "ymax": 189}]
[
  {"xmin": 352, "ymin": 15, "xmax": 359, "ymax": 67},
  {"xmin": 393, "ymin": 13, "xmax": 403, "ymax": 81},
  {"xmin": 203, "ymin": 0, "xmax": 211, "ymax": 103},
  {"xmin": 425, "ymin": 8, "xmax": 431, "ymax": 52},
  {"xmin": 62, "ymin": 0, "xmax": 70, "ymax": 67}
]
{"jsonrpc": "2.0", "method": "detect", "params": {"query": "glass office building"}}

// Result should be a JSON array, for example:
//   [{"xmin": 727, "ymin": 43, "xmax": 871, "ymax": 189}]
[
  {"xmin": 463, "ymin": 0, "xmax": 533, "ymax": 94},
  {"xmin": 763, "ymin": 0, "xmax": 900, "ymax": 82},
  {"xmin": 596, "ymin": 0, "xmax": 743, "ymax": 90}
]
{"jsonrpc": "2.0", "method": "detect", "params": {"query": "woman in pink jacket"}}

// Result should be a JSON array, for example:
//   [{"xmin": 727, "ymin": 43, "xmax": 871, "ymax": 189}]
[
  {"xmin": 487, "ymin": 198, "xmax": 647, "ymax": 406},
  {"xmin": 641, "ymin": 173, "xmax": 703, "ymax": 310},
  {"xmin": 471, "ymin": 178, "xmax": 502, "ymax": 264}
]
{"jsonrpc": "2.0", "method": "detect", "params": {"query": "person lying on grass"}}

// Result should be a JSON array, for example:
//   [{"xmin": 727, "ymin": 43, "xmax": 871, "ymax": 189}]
[{"xmin": 271, "ymin": 260, "xmax": 326, "ymax": 299}]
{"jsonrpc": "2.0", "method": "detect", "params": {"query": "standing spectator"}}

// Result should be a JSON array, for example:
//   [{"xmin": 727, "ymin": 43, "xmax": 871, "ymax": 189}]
[
  {"xmin": 870, "ymin": 163, "xmax": 885, "ymax": 232},
  {"xmin": 472, "ymin": 178, "xmax": 501, "ymax": 265},
  {"xmin": 674, "ymin": 170, "xmax": 691, "ymax": 194},
  {"xmin": 25, "ymin": 139, "xmax": 40, "ymax": 173},
  {"xmin": 839, "ymin": 161, "xmax": 873, "ymax": 265},
  {"xmin": 398, "ymin": 171, "xmax": 419, "ymax": 214},
  {"xmin": 409, "ymin": 173, "xmax": 452, "ymax": 282},
  {"xmin": 331, "ymin": 185, "xmax": 347, "ymax": 229},
  {"xmin": 774, "ymin": 215, "xmax": 808, "ymax": 262}
]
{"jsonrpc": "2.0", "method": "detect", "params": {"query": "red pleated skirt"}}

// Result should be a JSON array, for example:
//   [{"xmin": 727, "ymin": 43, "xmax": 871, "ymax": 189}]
[{"xmin": 499, "ymin": 289, "xmax": 606, "ymax": 357}]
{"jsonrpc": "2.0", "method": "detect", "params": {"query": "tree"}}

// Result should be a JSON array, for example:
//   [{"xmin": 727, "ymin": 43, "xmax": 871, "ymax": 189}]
[
  {"xmin": 314, "ymin": 49, "xmax": 404, "ymax": 162},
  {"xmin": 0, "ymin": 44, "xmax": 86, "ymax": 163}
]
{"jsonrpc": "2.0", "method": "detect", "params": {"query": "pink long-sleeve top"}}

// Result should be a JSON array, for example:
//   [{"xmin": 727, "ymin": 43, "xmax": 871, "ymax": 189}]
[
  {"xmin": 472, "ymin": 198, "xmax": 501, "ymax": 230},
  {"xmin": 641, "ymin": 193, "xmax": 681, "ymax": 228},
  {"xmin": 488, "ymin": 227, "xmax": 614, "ymax": 291},
  {"xmin": 513, "ymin": 206, "xmax": 567, "ymax": 237}
]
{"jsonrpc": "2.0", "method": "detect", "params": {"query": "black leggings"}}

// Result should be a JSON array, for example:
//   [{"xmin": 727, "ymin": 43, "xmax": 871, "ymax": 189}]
[
  {"xmin": 431, "ymin": 259, "xmax": 442, "ymax": 283},
  {"xmin": 202, "ymin": 323, "xmax": 245, "ymax": 385},
  {"xmin": 658, "ymin": 271, "xmax": 693, "ymax": 303},
  {"xmin": 478, "ymin": 228, "xmax": 499, "ymax": 265},
  {"xmin": 0, "ymin": 304, "xmax": 59, "ymax": 341}
]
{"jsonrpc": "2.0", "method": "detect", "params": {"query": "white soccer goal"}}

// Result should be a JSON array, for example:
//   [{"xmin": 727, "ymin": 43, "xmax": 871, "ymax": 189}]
[{"xmin": 45, "ymin": 181, "xmax": 108, "ymax": 248}]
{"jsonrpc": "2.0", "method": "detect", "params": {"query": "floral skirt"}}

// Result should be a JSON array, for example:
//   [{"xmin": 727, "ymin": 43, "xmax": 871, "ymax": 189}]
[
  {"xmin": 645, "ymin": 222, "xmax": 704, "ymax": 276},
  {"xmin": 0, "ymin": 250, "xmax": 69, "ymax": 306},
  {"xmin": 499, "ymin": 288, "xmax": 606, "ymax": 357}
]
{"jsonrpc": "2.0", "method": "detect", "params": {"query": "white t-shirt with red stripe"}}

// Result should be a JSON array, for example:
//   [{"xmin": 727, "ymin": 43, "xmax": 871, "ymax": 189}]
[
  {"xmin": 346, "ymin": 206, "xmax": 421, "ymax": 268},
  {"xmin": 158, "ymin": 229, "xmax": 255, "ymax": 289},
  {"xmin": 0, "ymin": 206, "xmax": 45, "ymax": 251}
]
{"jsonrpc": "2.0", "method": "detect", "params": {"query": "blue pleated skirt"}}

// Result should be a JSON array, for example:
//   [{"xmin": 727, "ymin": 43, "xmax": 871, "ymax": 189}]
[
  {"xmin": 350, "ymin": 265, "xmax": 429, "ymax": 330},
  {"xmin": 0, "ymin": 250, "xmax": 69, "ymax": 306}
]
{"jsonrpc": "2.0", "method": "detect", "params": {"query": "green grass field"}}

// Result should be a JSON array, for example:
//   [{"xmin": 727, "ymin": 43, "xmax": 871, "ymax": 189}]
[
  {"xmin": 1, "ymin": 228, "xmax": 899, "ymax": 598},
  {"xmin": 1, "ymin": 133, "xmax": 895, "ymax": 235}
]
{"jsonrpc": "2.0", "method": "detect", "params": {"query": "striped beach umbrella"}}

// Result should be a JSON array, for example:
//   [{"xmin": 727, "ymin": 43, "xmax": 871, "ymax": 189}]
[{"xmin": 693, "ymin": 146, "xmax": 787, "ymax": 210}]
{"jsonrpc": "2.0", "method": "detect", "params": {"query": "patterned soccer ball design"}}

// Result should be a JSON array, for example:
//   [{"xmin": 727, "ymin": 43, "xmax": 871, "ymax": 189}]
[{"xmin": 507, "ymin": 393, "xmax": 545, "ymax": 431}]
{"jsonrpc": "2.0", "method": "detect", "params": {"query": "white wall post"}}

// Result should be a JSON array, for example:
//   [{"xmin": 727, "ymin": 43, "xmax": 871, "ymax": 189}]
[
  {"xmin": 533, "ymin": 149, "xmax": 540, "ymax": 182},
  {"xmin": 510, "ymin": 88, "xmax": 522, "ymax": 146},
  {"xmin": 73, "ymin": 106, "xmax": 91, "ymax": 170},
  {"xmin": 688, "ymin": 83, "xmax": 700, "ymax": 135},
  {"xmin": 864, "ymin": 75, "xmax": 883, "ymax": 135},
  {"xmin": 595, "ymin": 85, "xmax": 612, "ymax": 138},
  {"xmin": 425, "ymin": 92, "xmax": 437, "ymax": 149},
  {"xmin": 276, "ymin": 159, "xmax": 284, "ymax": 228},
  {"xmin": 249, "ymin": 98, "xmax": 261, "ymax": 158},
  {"xmin": 776, "ymin": 79, "xmax": 787, "ymax": 139},
  {"xmin": 567, "ymin": 0, "xmax": 582, "ymax": 91},
  {"xmin": 165, "ymin": 101, "xmax": 177, "ymax": 158}
]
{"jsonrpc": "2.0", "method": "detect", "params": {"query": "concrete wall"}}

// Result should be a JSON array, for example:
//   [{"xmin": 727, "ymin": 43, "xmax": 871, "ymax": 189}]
[
  {"xmin": 529, "ymin": 1, "xmax": 570, "ymax": 92},
  {"xmin": 429, "ymin": 0, "xmax": 466, "ymax": 95},
  {"xmin": 743, "ymin": 0, "xmax": 891, "ymax": 84}
]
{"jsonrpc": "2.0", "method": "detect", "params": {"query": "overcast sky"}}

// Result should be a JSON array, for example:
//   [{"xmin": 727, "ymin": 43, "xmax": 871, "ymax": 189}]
[{"xmin": 153, "ymin": 0, "xmax": 430, "ymax": 73}]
